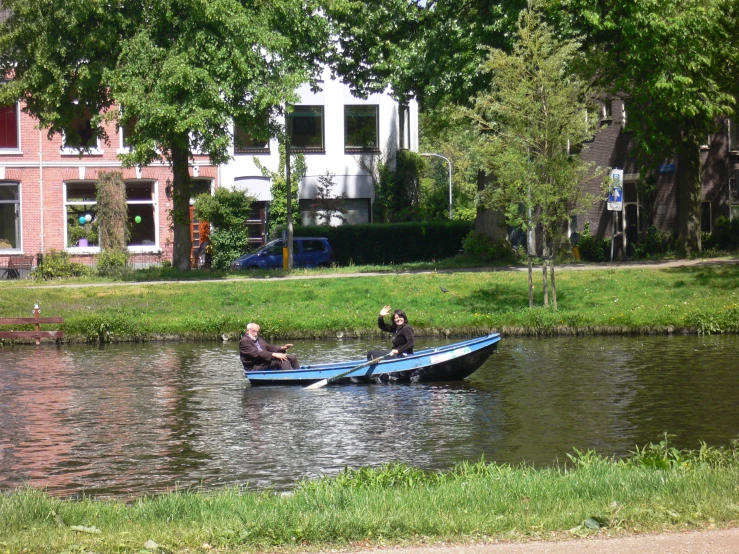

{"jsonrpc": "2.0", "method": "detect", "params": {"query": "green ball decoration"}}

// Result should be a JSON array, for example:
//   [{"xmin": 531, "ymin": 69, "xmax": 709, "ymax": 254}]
[
  {"xmin": 134, "ymin": 215, "xmax": 142, "ymax": 224},
  {"xmin": 78, "ymin": 216, "xmax": 86, "ymax": 225}
]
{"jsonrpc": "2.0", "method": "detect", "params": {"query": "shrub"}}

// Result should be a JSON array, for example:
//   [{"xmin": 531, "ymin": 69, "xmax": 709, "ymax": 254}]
[
  {"xmin": 462, "ymin": 231, "xmax": 517, "ymax": 263},
  {"xmin": 711, "ymin": 216, "xmax": 739, "ymax": 251},
  {"xmin": 632, "ymin": 225, "xmax": 673, "ymax": 259},
  {"xmin": 577, "ymin": 223, "xmax": 610, "ymax": 262},
  {"xmin": 194, "ymin": 188, "xmax": 255, "ymax": 270},
  {"xmin": 32, "ymin": 250, "xmax": 89, "ymax": 280},
  {"xmin": 294, "ymin": 221, "xmax": 473, "ymax": 266},
  {"xmin": 96, "ymin": 249, "xmax": 130, "ymax": 278}
]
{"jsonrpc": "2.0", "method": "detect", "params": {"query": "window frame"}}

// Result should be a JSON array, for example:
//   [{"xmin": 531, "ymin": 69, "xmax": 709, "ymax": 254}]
[
  {"xmin": 233, "ymin": 118, "xmax": 271, "ymax": 154},
  {"xmin": 0, "ymin": 181, "xmax": 21, "ymax": 251},
  {"xmin": 288, "ymin": 105, "xmax": 325, "ymax": 153},
  {"xmin": 60, "ymin": 112, "xmax": 104, "ymax": 156},
  {"xmin": 0, "ymin": 100, "xmax": 21, "ymax": 153},
  {"xmin": 63, "ymin": 180, "xmax": 160, "ymax": 253},
  {"xmin": 344, "ymin": 104, "xmax": 380, "ymax": 153}
]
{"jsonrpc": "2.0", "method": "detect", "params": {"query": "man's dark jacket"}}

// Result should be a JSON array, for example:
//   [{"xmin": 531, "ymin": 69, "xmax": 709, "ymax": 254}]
[{"xmin": 239, "ymin": 336, "xmax": 286, "ymax": 369}]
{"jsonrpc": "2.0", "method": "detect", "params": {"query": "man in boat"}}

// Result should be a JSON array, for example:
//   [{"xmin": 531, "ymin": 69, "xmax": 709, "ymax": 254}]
[{"xmin": 239, "ymin": 323, "xmax": 300, "ymax": 371}]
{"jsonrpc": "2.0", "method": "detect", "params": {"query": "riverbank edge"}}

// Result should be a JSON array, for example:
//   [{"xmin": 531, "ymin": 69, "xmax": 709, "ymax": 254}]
[{"xmin": 0, "ymin": 324, "xmax": 719, "ymax": 345}]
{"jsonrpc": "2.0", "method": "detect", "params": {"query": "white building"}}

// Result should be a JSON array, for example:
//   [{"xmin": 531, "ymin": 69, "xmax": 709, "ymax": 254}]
[{"xmin": 219, "ymin": 68, "xmax": 419, "ymax": 244}]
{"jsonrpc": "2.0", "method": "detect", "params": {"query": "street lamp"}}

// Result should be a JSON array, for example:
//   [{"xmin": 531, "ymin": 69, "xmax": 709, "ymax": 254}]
[{"xmin": 420, "ymin": 152, "xmax": 453, "ymax": 219}]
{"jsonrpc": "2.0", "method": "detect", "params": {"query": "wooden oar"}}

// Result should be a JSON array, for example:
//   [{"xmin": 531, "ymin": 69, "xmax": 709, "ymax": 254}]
[{"xmin": 304, "ymin": 353, "xmax": 393, "ymax": 390}]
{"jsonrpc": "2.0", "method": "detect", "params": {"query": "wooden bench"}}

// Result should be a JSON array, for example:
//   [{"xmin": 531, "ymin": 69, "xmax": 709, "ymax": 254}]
[
  {"xmin": 0, "ymin": 255, "xmax": 34, "ymax": 280},
  {"xmin": 0, "ymin": 305, "xmax": 64, "ymax": 345}
]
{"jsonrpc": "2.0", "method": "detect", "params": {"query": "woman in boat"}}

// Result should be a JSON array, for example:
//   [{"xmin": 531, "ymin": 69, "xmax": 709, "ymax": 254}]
[{"xmin": 367, "ymin": 305, "xmax": 415, "ymax": 360}]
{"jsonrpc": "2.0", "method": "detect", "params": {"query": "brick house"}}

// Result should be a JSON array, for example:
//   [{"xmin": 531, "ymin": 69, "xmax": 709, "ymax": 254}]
[
  {"xmin": 578, "ymin": 98, "xmax": 739, "ymax": 256},
  {"xmin": 0, "ymin": 98, "xmax": 219, "ymax": 275}
]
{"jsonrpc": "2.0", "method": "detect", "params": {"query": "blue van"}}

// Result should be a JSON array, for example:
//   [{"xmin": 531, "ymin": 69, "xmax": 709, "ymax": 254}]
[{"xmin": 231, "ymin": 237, "xmax": 332, "ymax": 270}]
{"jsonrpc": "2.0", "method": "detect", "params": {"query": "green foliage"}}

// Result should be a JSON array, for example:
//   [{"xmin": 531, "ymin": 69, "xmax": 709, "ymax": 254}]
[
  {"xmin": 294, "ymin": 221, "xmax": 472, "ymax": 265},
  {"xmin": 0, "ymin": 0, "xmax": 331, "ymax": 269},
  {"xmin": 306, "ymin": 172, "xmax": 348, "ymax": 226},
  {"xmin": 704, "ymin": 216, "xmax": 739, "ymax": 251},
  {"xmin": 462, "ymin": 231, "xmax": 518, "ymax": 264},
  {"xmin": 577, "ymin": 222, "xmax": 611, "ymax": 262},
  {"xmin": 632, "ymin": 226, "xmax": 674, "ymax": 259},
  {"xmin": 194, "ymin": 188, "xmax": 255, "ymax": 271},
  {"xmin": 254, "ymin": 144, "xmax": 306, "ymax": 235},
  {"xmin": 32, "ymin": 250, "xmax": 90, "ymax": 281},
  {"xmin": 373, "ymin": 151, "xmax": 426, "ymax": 223},
  {"xmin": 96, "ymin": 172, "xmax": 129, "ymax": 251},
  {"xmin": 96, "ymin": 249, "xmax": 130, "ymax": 279}
]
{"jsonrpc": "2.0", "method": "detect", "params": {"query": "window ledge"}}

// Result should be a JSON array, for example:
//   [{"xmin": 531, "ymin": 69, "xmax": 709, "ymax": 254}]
[
  {"xmin": 345, "ymin": 148, "xmax": 381, "ymax": 154},
  {"xmin": 235, "ymin": 148, "xmax": 271, "ymax": 155},
  {"xmin": 0, "ymin": 149, "xmax": 23, "ymax": 155},
  {"xmin": 290, "ymin": 148, "xmax": 325, "ymax": 154},
  {"xmin": 65, "ymin": 247, "xmax": 100, "ymax": 254},
  {"xmin": 0, "ymin": 249, "xmax": 23, "ymax": 253},
  {"xmin": 60, "ymin": 148, "xmax": 104, "ymax": 156},
  {"xmin": 127, "ymin": 246, "xmax": 161, "ymax": 253}
]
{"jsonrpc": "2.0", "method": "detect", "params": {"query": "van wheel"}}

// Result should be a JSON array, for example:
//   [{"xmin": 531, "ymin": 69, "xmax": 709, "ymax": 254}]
[
  {"xmin": 247, "ymin": 265, "xmax": 259, "ymax": 270},
  {"xmin": 318, "ymin": 262, "xmax": 330, "ymax": 268}
]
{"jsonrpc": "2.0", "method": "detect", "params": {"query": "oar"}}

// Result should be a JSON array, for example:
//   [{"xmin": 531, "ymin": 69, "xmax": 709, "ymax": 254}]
[{"xmin": 305, "ymin": 353, "xmax": 393, "ymax": 390}]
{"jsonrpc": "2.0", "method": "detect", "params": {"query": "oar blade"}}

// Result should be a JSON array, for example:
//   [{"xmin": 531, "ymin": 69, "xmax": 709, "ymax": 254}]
[{"xmin": 305, "ymin": 378, "xmax": 329, "ymax": 390}]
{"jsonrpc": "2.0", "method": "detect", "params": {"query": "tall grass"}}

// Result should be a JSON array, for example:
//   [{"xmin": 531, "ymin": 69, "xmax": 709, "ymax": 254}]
[
  {"xmin": 2, "ymin": 438, "xmax": 739, "ymax": 553},
  {"xmin": 1, "ymin": 264, "xmax": 738, "ymax": 341}
]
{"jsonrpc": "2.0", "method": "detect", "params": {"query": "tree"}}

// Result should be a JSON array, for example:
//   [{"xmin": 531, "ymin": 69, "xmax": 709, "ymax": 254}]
[
  {"xmin": 0, "ymin": 0, "xmax": 329, "ymax": 269},
  {"xmin": 559, "ymin": 0, "xmax": 737, "ymax": 255},
  {"xmin": 253, "ymin": 144, "xmax": 307, "ymax": 236},
  {"xmin": 470, "ymin": 6, "xmax": 600, "ymax": 308},
  {"xmin": 194, "ymin": 187, "xmax": 254, "ymax": 271}
]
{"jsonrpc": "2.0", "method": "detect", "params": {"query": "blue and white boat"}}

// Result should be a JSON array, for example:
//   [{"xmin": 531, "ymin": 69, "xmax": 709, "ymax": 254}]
[{"xmin": 244, "ymin": 332, "xmax": 501, "ymax": 386}]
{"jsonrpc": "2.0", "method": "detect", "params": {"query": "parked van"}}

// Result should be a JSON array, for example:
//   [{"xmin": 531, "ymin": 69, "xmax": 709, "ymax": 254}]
[{"xmin": 231, "ymin": 237, "xmax": 332, "ymax": 270}]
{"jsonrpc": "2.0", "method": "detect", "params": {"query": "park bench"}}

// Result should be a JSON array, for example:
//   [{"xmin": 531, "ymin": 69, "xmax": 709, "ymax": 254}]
[
  {"xmin": 0, "ymin": 304, "xmax": 64, "ymax": 345},
  {"xmin": 0, "ymin": 255, "xmax": 34, "ymax": 280}
]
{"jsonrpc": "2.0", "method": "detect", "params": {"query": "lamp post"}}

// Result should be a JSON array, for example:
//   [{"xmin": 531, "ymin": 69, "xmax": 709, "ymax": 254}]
[{"xmin": 420, "ymin": 152, "xmax": 453, "ymax": 219}]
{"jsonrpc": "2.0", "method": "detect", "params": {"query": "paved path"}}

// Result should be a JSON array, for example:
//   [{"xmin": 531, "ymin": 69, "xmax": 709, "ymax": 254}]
[
  {"xmin": 358, "ymin": 528, "xmax": 739, "ymax": 554},
  {"xmin": 17, "ymin": 256, "xmax": 739, "ymax": 289}
]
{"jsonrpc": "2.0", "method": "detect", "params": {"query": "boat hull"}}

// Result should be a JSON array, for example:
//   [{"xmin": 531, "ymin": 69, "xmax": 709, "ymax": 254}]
[{"xmin": 244, "ymin": 333, "xmax": 501, "ymax": 386}]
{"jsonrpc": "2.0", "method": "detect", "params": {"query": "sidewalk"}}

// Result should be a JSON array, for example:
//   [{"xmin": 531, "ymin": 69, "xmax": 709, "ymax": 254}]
[{"xmin": 361, "ymin": 528, "xmax": 739, "ymax": 554}]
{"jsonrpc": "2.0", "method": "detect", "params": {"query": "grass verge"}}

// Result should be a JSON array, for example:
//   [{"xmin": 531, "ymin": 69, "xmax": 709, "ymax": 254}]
[
  {"xmin": 1, "ymin": 262, "xmax": 738, "ymax": 342},
  {"xmin": 1, "ymin": 437, "xmax": 738, "ymax": 553}
]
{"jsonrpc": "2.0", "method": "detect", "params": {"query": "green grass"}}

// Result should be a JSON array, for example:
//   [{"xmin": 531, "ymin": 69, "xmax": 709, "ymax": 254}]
[
  {"xmin": 1, "ymin": 262, "xmax": 739, "ymax": 342},
  {"xmin": 2, "ymin": 438, "xmax": 738, "ymax": 553}
]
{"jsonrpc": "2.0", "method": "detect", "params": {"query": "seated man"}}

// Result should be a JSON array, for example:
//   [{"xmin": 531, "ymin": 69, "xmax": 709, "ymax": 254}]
[{"xmin": 239, "ymin": 322, "xmax": 299, "ymax": 371}]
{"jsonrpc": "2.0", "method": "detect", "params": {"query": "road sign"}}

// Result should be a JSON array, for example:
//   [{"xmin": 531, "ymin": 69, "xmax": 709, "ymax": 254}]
[{"xmin": 608, "ymin": 169, "xmax": 623, "ymax": 211}]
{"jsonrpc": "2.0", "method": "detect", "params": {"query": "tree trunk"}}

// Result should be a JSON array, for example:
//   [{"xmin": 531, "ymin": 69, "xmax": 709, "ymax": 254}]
[
  {"xmin": 550, "ymin": 243, "xmax": 557, "ymax": 311},
  {"xmin": 171, "ymin": 143, "xmax": 192, "ymax": 271},
  {"xmin": 676, "ymin": 135, "xmax": 702, "ymax": 256},
  {"xmin": 527, "ymin": 255, "xmax": 534, "ymax": 308},
  {"xmin": 541, "ymin": 256, "xmax": 548, "ymax": 306}
]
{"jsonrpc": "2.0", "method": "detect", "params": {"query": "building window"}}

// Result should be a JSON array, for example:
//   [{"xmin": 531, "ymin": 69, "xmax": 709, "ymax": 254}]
[
  {"xmin": 288, "ymin": 106, "xmax": 324, "ymax": 152},
  {"xmin": 344, "ymin": 105, "xmax": 379, "ymax": 152},
  {"xmin": 0, "ymin": 102, "xmax": 20, "ymax": 151},
  {"xmin": 701, "ymin": 201, "xmax": 712, "ymax": 233},
  {"xmin": 234, "ymin": 118, "xmax": 270, "ymax": 154},
  {"xmin": 0, "ymin": 182, "xmax": 20, "ymax": 250},
  {"xmin": 65, "ymin": 180, "xmax": 158, "ymax": 249},
  {"xmin": 62, "ymin": 110, "xmax": 102, "ymax": 154},
  {"xmin": 120, "ymin": 114, "xmax": 138, "ymax": 150},
  {"xmin": 65, "ymin": 182, "xmax": 99, "ymax": 248}
]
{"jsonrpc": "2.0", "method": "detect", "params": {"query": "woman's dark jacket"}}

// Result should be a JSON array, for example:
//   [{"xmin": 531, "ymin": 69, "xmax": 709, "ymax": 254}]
[{"xmin": 378, "ymin": 316, "xmax": 415, "ymax": 355}]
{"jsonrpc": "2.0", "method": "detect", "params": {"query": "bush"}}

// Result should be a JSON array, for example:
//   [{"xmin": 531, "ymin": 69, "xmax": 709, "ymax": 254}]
[
  {"xmin": 461, "ymin": 231, "xmax": 517, "ymax": 263},
  {"xmin": 32, "ymin": 249, "xmax": 90, "ymax": 280},
  {"xmin": 194, "ymin": 188, "xmax": 255, "ymax": 270},
  {"xmin": 577, "ymin": 223, "xmax": 611, "ymax": 262},
  {"xmin": 711, "ymin": 216, "xmax": 739, "ymax": 251},
  {"xmin": 96, "ymin": 249, "xmax": 130, "ymax": 278},
  {"xmin": 294, "ymin": 221, "xmax": 473, "ymax": 266},
  {"xmin": 632, "ymin": 225, "xmax": 673, "ymax": 259}
]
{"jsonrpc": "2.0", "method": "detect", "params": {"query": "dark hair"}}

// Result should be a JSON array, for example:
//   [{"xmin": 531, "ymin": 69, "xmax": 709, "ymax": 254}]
[{"xmin": 393, "ymin": 309, "xmax": 409, "ymax": 326}]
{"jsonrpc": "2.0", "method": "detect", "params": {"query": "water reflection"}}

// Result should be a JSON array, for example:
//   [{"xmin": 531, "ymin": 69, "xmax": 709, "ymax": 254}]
[{"xmin": 1, "ymin": 335, "xmax": 738, "ymax": 497}]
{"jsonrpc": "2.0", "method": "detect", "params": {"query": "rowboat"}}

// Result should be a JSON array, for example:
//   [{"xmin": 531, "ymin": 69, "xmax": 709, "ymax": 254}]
[{"xmin": 244, "ymin": 332, "xmax": 501, "ymax": 386}]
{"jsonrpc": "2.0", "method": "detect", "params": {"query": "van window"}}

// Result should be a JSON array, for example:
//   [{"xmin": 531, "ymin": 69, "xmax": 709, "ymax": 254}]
[{"xmin": 301, "ymin": 240, "xmax": 326, "ymax": 252}]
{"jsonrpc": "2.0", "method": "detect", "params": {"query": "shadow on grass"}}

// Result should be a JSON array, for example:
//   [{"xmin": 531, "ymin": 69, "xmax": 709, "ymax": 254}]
[{"xmin": 659, "ymin": 263, "xmax": 739, "ymax": 291}]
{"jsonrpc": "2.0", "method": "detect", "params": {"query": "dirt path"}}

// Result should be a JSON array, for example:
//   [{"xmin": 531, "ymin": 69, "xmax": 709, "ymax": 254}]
[
  {"xmin": 19, "ymin": 256, "xmax": 739, "ymax": 289},
  {"xmin": 358, "ymin": 528, "xmax": 739, "ymax": 554}
]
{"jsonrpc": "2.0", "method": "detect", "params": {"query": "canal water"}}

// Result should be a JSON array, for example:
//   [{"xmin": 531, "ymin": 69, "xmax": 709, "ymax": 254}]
[{"xmin": 1, "ymin": 335, "xmax": 738, "ymax": 498}]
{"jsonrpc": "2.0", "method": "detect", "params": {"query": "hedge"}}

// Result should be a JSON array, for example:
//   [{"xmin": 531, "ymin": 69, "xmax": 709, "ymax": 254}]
[{"xmin": 293, "ymin": 221, "xmax": 473, "ymax": 266}]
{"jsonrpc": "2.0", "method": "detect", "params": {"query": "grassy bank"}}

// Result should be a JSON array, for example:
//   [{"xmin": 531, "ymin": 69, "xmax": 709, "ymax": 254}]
[
  {"xmin": 1, "ymin": 263, "xmax": 739, "ymax": 342},
  {"xmin": 1, "ymin": 438, "xmax": 738, "ymax": 553}
]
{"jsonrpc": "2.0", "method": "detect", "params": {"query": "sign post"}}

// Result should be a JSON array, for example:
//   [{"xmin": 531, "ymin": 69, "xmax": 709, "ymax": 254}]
[{"xmin": 608, "ymin": 169, "xmax": 624, "ymax": 262}]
